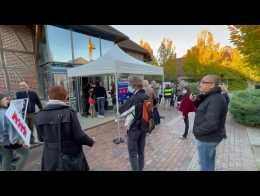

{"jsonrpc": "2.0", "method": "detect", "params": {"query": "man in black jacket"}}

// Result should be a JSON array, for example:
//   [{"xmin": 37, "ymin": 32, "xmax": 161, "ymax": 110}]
[
  {"xmin": 192, "ymin": 75, "xmax": 228, "ymax": 171},
  {"xmin": 94, "ymin": 81, "xmax": 107, "ymax": 117},
  {"xmin": 16, "ymin": 81, "xmax": 43, "ymax": 144},
  {"xmin": 119, "ymin": 76, "xmax": 149, "ymax": 171}
]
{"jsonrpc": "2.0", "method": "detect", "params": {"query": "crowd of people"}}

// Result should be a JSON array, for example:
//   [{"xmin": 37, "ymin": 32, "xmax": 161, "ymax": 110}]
[
  {"xmin": 82, "ymin": 81, "xmax": 109, "ymax": 118},
  {"xmin": 0, "ymin": 74, "xmax": 229, "ymax": 171}
]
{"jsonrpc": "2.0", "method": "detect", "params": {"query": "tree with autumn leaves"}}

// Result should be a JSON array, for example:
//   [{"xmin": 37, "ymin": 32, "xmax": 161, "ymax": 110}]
[
  {"xmin": 139, "ymin": 39, "xmax": 158, "ymax": 65},
  {"xmin": 229, "ymin": 25, "xmax": 260, "ymax": 67},
  {"xmin": 140, "ymin": 38, "xmax": 177, "ymax": 81},
  {"xmin": 139, "ymin": 28, "xmax": 260, "ymax": 90},
  {"xmin": 183, "ymin": 30, "xmax": 260, "ymax": 90}
]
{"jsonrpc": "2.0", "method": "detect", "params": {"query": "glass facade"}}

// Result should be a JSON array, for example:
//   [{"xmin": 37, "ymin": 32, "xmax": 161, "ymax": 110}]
[
  {"xmin": 44, "ymin": 25, "xmax": 115, "ymax": 64},
  {"xmin": 73, "ymin": 31, "xmax": 100, "ymax": 62},
  {"xmin": 45, "ymin": 25, "xmax": 73, "ymax": 62},
  {"xmin": 101, "ymin": 39, "xmax": 115, "ymax": 56},
  {"xmin": 39, "ymin": 25, "xmax": 116, "ymax": 107}
]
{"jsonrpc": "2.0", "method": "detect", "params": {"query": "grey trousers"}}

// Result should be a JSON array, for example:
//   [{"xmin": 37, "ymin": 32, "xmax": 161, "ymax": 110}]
[{"xmin": 127, "ymin": 129, "xmax": 146, "ymax": 171}]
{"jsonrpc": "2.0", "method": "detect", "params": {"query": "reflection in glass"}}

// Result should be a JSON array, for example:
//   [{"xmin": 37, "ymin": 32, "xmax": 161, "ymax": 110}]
[
  {"xmin": 101, "ymin": 39, "xmax": 115, "ymax": 55},
  {"xmin": 46, "ymin": 25, "xmax": 72, "ymax": 62},
  {"xmin": 73, "ymin": 31, "xmax": 101, "ymax": 63}
]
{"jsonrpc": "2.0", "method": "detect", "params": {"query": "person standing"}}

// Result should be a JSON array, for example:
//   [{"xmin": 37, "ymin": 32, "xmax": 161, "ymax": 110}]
[
  {"xmin": 88, "ymin": 89, "xmax": 96, "ymax": 118},
  {"xmin": 143, "ymin": 80, "xmax": 156, "ymax": 102},
  {"xmin": 158, "ymin": 83, "xmax": 163, "ymax": 104},
  {"xmin": 219, "ymin": 83, "xmax": 230, "ymax": 105},
  {"xmin": 119, "ymin": 76, "xmax": 149, "ymax": 171},
  {"xmin": 151, "ymin": 81, "xmax": 161, "ymax": 125},
  {"xmin": 143, "ymin": 80, "xmax": 157, "ymax": 129},
  {"xmin": 0, "ymin": 93, "xmax": 29, "ymax": 171},
  {"xmin": 16, "ymin": 81, "xmax": 43, "ymax": 144},
  {"xmin": 163, "ymin": 84, "xmax": 173, "ymax": 109},
  {"xmin": 110, "ymin": 82, "xmax": 116, "ymax": 112},
  {"xmin": 170, "ymin": 83, "xmax": 176, "ymax": 107},
  {"xmin": 94, "ymin": 81, "xmax": 107, "ymax": 118},
  {"xmin": 34, "ymin": 86, "xmax": 95, "ymax": 171},
  {"xmin": 178, "ymin": 87, "xmax": 196, "ymax": 139},
  {"xmin": 192, "ymin": 75, "xmax": 228, "ymax": 171}
]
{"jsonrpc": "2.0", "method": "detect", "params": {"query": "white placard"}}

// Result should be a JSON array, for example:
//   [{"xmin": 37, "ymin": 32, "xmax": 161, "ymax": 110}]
[
  {"xmin": 5, "ymin": 103, "xmax": 31, "ymax": 146},
  {"xmin": 10, "ymin": 98, "xmax": 28, "ymax": 120}
]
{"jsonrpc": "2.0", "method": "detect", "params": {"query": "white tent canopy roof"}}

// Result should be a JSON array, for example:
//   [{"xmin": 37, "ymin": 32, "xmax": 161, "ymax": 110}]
[{"xmin": 67, "ymin": 45, "xmax": 164, "ymax": 77}]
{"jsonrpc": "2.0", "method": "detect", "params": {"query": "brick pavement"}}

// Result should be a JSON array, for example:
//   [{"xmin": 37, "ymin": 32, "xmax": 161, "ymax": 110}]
[
  {"xmin": 23, "ymin": 106, "xmax": 257, "ymax": 171},
  {"xmin": 84, "ymin": 107, "xmax": 257, "ymax": 171}
]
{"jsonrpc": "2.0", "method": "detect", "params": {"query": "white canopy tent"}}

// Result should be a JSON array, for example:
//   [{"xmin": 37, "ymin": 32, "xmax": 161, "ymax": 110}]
[
  {"xmin": 68, "ymin": 45, "xmax": 163, "ymax": 77},
  {"xmin": 67, "ymin": 44, "xmax": 164, "ymax": 143},
  {"xmin": 68, "ymin": 44, "xmax": 164, "ymax": 113}
]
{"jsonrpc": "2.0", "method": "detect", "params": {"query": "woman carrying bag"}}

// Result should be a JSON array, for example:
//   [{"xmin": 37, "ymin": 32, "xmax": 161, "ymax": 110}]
[{"xmin": 35, "ymin": 86, "xmax": 95, "ymax": 171}]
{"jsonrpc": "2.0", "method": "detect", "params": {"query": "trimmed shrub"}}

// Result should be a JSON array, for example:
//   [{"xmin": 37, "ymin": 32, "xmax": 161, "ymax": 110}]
[
  {"xmin": 188, "ymin": 82, "xmax": 200, "ymax": 95},
  {"xmin": 228, "ymin": 79, "xmax": 248, "ymax": 92},
  {"xmin": 230, "ymin": 89, "xmax": 260, "ymax": 127}
]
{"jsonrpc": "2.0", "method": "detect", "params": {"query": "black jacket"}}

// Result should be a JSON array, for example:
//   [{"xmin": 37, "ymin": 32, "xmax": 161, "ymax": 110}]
[
  {"xmin": 193, "ymin": 87, "xmax": 228, "ymax": 143},
  {"xmin": 222, "ymin": 93, "xmax": 230, "ymax": 105},
  {"xmin": 119, "ymin": 89, "xmax": 149, "ymax": 132},
  {"xmin": 16, "ymin": 90, "xmax": 43, "ymax": 113},
  {"xmin": 34, "ymin": 104, "xmax": 94, "ymax": 171},
  {"xmin": 94, "ymin": 86, "xmax": 107, "ymax": 98}
]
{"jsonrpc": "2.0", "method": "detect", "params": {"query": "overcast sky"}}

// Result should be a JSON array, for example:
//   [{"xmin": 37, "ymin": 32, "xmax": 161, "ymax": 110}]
[{"xmin": 112, "ymin": 25, "xmax": 233, "ymax": 58}]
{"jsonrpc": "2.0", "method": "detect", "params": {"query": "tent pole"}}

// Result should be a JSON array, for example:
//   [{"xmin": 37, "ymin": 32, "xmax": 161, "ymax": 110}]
[
  {"xmin": 68, "ymin": 77, "xmax": 71, "ymax": 106},
  {"xmin": 113, "ymin": 72, "xmax": 124, "ymax": 144},
  {"xmin": 115, "ymin": 73, "xmax": 119, "ymax": 117}
]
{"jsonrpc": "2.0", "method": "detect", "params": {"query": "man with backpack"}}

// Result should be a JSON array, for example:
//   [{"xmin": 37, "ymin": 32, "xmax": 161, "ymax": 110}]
[{"xmin": 119, "ymin": 76, "xmax": 151, "ymax": 171}]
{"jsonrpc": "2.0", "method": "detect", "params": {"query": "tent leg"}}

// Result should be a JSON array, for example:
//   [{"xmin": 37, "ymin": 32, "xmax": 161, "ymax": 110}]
[{"xmin": 113, "ymin": 72, "xmax": 124, "ymax": 144}]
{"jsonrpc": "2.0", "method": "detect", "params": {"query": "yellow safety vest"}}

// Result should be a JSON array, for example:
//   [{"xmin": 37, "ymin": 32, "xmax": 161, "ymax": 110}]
[{"xmin": 164, "ymin": 88, "xmax": 173, "ymax": 97}]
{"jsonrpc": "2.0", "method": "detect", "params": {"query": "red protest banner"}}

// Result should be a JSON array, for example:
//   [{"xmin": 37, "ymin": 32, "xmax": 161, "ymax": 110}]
[{"xmin": 5, "ymin": 103, "xmax": 31, "ymax": 146}]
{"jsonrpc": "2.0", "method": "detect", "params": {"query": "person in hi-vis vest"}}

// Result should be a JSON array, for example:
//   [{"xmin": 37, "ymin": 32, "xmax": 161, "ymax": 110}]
[{"xmin": 163, "ymin": 84, "xmax": 173, "ymax": 109}]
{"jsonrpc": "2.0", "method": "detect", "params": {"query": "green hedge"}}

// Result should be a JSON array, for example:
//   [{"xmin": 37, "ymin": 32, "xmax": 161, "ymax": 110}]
[
  {"xmin": 228, "ymin": 79, "xmax": 248, "ymax": 91},
  {"xmin": 188, "ymin": 82, "xmax": 200, "ymax": 95},
  {"xmin": 230, "ymin": 89, "xmax": 260, "ymax": 127}
]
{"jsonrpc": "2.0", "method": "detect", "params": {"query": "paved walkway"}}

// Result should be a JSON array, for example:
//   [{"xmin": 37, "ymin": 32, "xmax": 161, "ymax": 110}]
[{"xmin": 23, "ymin": 106, "xmax": 258, "ymax": 171}]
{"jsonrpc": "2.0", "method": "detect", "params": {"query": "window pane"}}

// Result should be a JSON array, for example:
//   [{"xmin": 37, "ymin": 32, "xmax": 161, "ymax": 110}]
[
  {"xmin": 73, "ymin": 32, "xmax": 101, "ymax": 63},
  {"xmin": 46, "ymin": 25, "xmax": 72, "ymax": 62}
]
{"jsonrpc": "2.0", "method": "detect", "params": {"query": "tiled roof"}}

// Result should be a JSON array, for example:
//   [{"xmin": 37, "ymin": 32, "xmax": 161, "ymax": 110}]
[{"xmin": 118, "ymin": 39, "xmax": 151, "ymax": 61}]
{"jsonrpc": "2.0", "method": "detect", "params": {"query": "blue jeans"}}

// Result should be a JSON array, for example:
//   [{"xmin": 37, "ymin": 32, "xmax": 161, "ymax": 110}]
[
  {"xmin": 196, "ymin": 140, "xmax": 220, "ymax": 171},
  {"xmin": 97, "ymin": 97, "xmax": 105, "ymax": 116}
]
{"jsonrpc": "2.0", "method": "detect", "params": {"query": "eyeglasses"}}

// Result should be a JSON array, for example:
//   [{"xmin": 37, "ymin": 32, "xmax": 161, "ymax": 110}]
[{"xmin": 200, "ymin": 81, "xmax": 214, "ymax": 84}]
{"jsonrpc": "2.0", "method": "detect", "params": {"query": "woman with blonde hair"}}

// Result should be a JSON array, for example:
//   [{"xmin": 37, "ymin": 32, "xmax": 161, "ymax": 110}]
[
  {"xmin": 143, "ymin": 80, "xmax": 156, "ymax": 102},
  {"xmin": 219, "ymin": 83, "xmax": 230, "ymax": 105}
]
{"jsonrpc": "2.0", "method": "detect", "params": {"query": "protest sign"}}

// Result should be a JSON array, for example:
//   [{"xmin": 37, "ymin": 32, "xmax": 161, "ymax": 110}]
[
  {"xmin": 5, "ymin": 103, "xmax": 31, "ymax": 146},
  {"xmin": 118, "ymin": 81, "xmax": 129, "ymax": 103},
  {"xmin": 10, "ymin": 98, "xmax": 28, "ymax": 120}
]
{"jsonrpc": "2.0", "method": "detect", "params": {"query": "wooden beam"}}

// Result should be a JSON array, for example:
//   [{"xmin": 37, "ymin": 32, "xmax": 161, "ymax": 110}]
[
  {"xmin": 0, "ymin": 30, "xmax": 11, "ymax": 93},
  {"xmin": 0, "ymin": 47, "xmax": 34, "ymax": 55}
]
